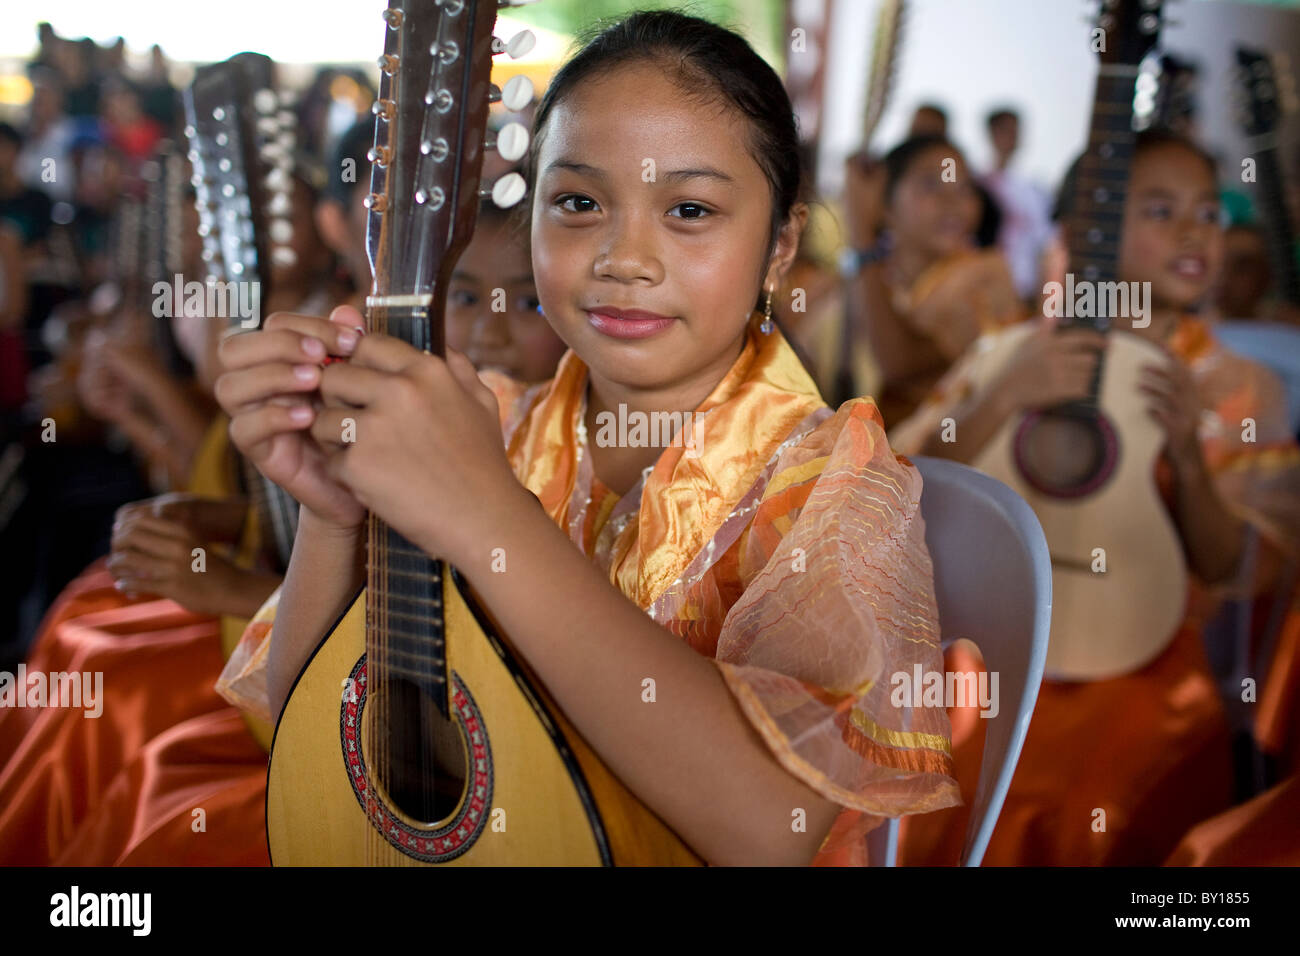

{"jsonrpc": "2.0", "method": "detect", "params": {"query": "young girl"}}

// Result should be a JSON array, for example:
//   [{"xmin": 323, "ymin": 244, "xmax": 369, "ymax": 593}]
[
  {"xmin": 891, "ymin": 129, "xmax": 1300, "ymax": 865},
  {"xmin": 843, "ymin": 134, "xmax": 1023, "ymax": 426},
  {"xmin": 215, "ymin": 10, "xmax": 958, "ymax": 866}
]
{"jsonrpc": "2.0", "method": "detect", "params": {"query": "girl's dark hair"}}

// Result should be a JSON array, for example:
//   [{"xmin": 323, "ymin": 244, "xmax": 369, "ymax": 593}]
[
  {"xmin": 881, "ymin": 133, "xmax": 962, "ymax": 203},
  {"xmin": 526, "ymin": 9, "xmax": 803, "ymax": 266},
  {"xmin": 1052, "ymin": 128, "xmax": 1218, "ymax": 223}
]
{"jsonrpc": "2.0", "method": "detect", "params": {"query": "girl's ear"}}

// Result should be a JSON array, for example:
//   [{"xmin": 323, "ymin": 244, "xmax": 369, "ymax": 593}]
[{"xmin": 763, "ymin": 201, "xmax": 810, "ymax": 290}]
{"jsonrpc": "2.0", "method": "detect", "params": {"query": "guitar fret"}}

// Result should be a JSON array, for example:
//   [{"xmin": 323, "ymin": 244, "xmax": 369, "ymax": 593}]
[
  {"xmin": 371, "ymin": 588, "xmax": 443, "ymax": 608},
  {"xmin": 370, "ymin": 606, "xmax": 443, "ymax": 627}
]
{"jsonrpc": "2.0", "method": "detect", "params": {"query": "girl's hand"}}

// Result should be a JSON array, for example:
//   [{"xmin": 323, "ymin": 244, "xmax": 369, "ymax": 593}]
[
  {"xmin": 1139, "ymin": 355, "xmax": 1203, "ymax": 471},
  {"xmin": 995, "ymin": 318, "xmax": 1106, "ymax": 412},
  {"xmin": 311, "ymin": 321, "xmax": 522, "ymax": 566},
  {"xmin": 108, "ymin": 512, "xmax": 274, "ymax": 617},
  {"xmin": 215, "ymin": 307, "xmax": 366, "ymax": 531}
]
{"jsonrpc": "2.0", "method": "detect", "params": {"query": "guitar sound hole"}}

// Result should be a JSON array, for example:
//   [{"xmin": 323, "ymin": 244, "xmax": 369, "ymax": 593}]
[
  {"xmin": 373, "ymin": 677, "xmax": 469, "ymax": 825},
  {"xmin": 1013, "ymin": 409, "xmax": 1118, "ymax": 498}
]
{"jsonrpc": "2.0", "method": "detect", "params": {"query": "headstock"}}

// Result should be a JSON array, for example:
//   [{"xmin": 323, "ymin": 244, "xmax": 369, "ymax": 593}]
[
  {"xmin": 183, "ymin": 52, "xmax": 298, "ymax": 321},
  {"xmin": 364, "ymin": 0, "xmax": 535, "ymax": 349},
  {"xmin": 862, "ymin": 0, "xmax": 905, "ymax": 146},
  {"xmin": 1091, "ymin": 0, "xmax": 1165, "ymax": 67},
  {"xmin": 1234, "ymin": 47, "xmax": 1298, "ymax": 140}
]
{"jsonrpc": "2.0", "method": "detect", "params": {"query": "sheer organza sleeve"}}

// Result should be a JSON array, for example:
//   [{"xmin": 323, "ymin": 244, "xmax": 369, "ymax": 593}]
[
  {"xmin": 1195, "ymin": 348, "xmax": 1300, "ymax": 576},
  {"xmin": 215, "ymin": 586, "xmax": 280, "ymax": 722},
  {"xmin": 711, "ymin": 399, "xmax": 961, "ymax": 837}
]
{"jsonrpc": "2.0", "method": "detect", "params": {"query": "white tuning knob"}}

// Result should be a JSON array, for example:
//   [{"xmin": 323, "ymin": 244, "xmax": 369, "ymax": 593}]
[
  {"xmin": 265, "ymin": 166, "xmax": 290, "ymax": 191},
  {"xmin": 506, "ymin": 30, "xmax": 536, "ymax": 59},
  {"xmin": 494, "ymin": 122, "xmax": 529, "ymax": 161},
  {"xmin": 491, "ymin": 172, "xmax": 527, "ymax": 208},
  {"xmin": 269, "ymin": 218, "xmax": 294, "ymax": 243},
  {"xmin": 254, "ymin": 88, "xmax": 278, "ymax": 115},
  {"xmin": 501, "ymin": 74, "xmax": 534, "ymax": 112},
  {"xmin": 268, "ymin": 191, "xmax": 292, "ymax": 216},
  {"xmin": 271, "ymin": 246, "xmax": 298, "ymax": 267}
]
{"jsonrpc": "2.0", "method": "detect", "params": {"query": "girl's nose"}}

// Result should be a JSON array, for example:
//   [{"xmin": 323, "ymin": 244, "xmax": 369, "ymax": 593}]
[
  {"xmin": 471, "ymin": 308, "xmax": 511, "ymax": 349},
  {"xmin": 594, "ymin": 224, "xmax": 662, "ymax": 284}
]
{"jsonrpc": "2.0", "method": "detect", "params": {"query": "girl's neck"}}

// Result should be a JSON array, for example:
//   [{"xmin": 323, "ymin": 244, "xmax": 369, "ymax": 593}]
[
  {"xmin": 1130, "ymin": 304, "xmax": 1184, "ymax": 346},
  {"xmin": 888, "ymin": 242, "xmax": 942, "ymax": 290},
  {"xmin": 582, "ymin": 331, "xmax": 747, "ymax": 494}
]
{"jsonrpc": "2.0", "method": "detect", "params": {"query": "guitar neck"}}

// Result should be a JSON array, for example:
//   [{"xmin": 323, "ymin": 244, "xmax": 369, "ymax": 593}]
[{"xmin": 1253, "ymin": 146, "xmax": 1300, "ymax": 307}]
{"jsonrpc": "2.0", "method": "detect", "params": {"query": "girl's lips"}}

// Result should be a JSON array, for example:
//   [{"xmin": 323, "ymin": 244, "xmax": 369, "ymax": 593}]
[
  {"xmin": 585, "ymin": 309, "xmax": 676, "ymax": 340},
  {"xmin": 1170, "ymin": 256, "xmax": 1207, "ymax": 279}
]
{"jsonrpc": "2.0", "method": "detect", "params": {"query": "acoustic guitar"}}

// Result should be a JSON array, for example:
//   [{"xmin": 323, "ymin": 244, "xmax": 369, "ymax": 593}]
[
  {"xmin": 184, "ymin": 53, "xmax": 304, "ymax": 749},
  {"xmin": 962, "ymin": 0, "xmax": 1188, "ymax": 680},
  {"xmin": 265, "ymin": 0, "xmax": 701, "ymax": 866}
]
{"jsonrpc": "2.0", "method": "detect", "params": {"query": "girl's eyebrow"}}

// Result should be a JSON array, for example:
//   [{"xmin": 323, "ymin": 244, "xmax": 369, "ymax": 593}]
[{"xmin": 545, "ymin": 158, "xmax": 734, "ymax": 184}]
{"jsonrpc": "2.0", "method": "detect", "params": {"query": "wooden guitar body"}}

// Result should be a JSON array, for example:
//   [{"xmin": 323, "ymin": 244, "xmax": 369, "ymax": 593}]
[
  {"xmin": 267, "ymin": 566, "xmax": 702, "ymax": 865},
  {"xmin": 969, "ymin": 324, "xmax": 1188, "ymax": 680}
]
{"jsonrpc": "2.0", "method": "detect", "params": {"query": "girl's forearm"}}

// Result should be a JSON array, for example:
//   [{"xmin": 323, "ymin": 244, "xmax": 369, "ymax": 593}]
[
  {"xmin": 445, "ymin": 488, "xmax": 842, "ymax": 866},
  {"xmin": 268, "ymin": 511, "xmax": 366, "ymax": 716},
  {"xmin": 918, "ymin": 379, "xmax": 1015, "ymax": 462},
  {"xmin": 1171, "ymin": 451, "xmax": 1250, "ymax": 586}
]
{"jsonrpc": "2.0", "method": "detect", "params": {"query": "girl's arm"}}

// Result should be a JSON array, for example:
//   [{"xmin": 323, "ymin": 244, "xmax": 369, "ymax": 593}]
[
  {"xmin": 265, "ymin": 511, "xmax": 365, "ymax": 714},
  {"xmin": 443, "ymin": 485, "xmax": 845, "ymax": 867}
]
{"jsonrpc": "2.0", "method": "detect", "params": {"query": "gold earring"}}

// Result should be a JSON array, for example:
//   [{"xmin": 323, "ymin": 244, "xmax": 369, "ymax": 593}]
[{"xmin": 760, "ymin": 288, "xmax": 774, "ymax": 335}]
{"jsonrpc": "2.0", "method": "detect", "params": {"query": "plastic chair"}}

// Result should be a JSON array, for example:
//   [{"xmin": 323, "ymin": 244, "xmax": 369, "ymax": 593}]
[{"xmin": 866, "ymin": 456, "xmax": 1052, "ymax": 866}]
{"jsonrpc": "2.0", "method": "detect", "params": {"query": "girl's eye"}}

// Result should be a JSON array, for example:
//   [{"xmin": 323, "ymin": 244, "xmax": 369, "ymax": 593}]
[
  {"xmin": 450, "ymin": 288, "xmax": 478, "ymax": 308},
  {"xmin": 557, "ymin": 194, "xmax": 599, "ymax": 214},
  {"xmin": 668, "ymin": 202, "xmax": 711, "ymax": 220},
  {"xmin": 517, "ymin": 294, "xmax": 541, "ymax": 314},
  {"xmin": 1142, "ymin": 203, "xmax": 1173, "ymax": 220},
  {"xmin": 1196, "ymin": 204, "xmax": 1221, "ymax": 225}
]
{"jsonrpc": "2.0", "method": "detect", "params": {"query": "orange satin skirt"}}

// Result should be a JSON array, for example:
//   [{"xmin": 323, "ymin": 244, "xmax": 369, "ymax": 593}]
[
  {"xmin": 1164, "ymin": 588, "xmax": 1300, "ymax": 866},
  {"xmin": 0, "ymin": 560, "xmax": 265, "ymax": 865},
  {"xmin": 899, "ymin": 623, "xmax": 1235, "ymax": 865}
]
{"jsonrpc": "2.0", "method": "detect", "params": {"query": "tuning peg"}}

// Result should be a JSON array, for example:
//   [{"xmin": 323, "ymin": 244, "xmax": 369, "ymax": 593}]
[
  {"xmin": 271, "ymin": 246, "xmax": 298, "ymax": 267},
  {"xmin": 254, "ymin": 88, "xmax": 278, "ymax": 115},
  {"xmin": 484, "ymin": 172, "xmax": 526, "ymax": 208},
  {"xmin": 492, "ymin": 29, "xmax": 536, "ymax": 60},
  {"xmin": 268, "ymin": 191, "xmax": 292, "ymax": 216},
  {"xmin": 257, "ymin": 116, "xmax": 279, "ymax": 135},
  {"xmin": 269, "ymin": 218, "xmax": 294, "ymax": 244},
  {"xmin": 489, "ymin": 74, "xmax": 535, "ymax": 112},
  {"xmin": 371, "ymin": 98, "xmax": 396, "ymax": 121},
  {"xmin": 488, "ymin": 122, "xmax": 529, "ymax": 162}
]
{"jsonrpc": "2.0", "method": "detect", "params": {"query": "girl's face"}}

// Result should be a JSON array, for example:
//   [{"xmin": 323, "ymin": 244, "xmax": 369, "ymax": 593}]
[
  {"xmin": 1118, "ymin": 144, "xmax": 1223, "ymax": 310},
  {"xmin": 531, "ymin": 61, "xmax": 800, "ymax": 396},
  {"xmin": 885, "ymin": 145, "xmax": 979, "ymax": 260},
  {"xmin": 446, "ymin": 217, "xmax": 565, "ymax": 383}
]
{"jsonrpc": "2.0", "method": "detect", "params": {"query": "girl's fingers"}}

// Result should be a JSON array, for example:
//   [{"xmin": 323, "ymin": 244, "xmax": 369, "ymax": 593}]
[
  {"xmin": 263, "ymin": 311, "xmax": 362, "ymax": 356},
  {"xmin": 448, "ymin": 348, "xmax": 500, "ymax": 418},
  {"xmin": 348, "ymin": 333, "xmax": 427, "ymax": 374},
  {"xmin": 318, "ymin": 361, "xmax": 391, "ymax": 408},
  {"xmin": 310, "ymin": 407, "xmax": 361, "ymax": 448},
  {"xmin": 229, "ymin": 401, "xmax": 315, "ymax": 451},
  {"xmin": 113, "ymin": 525, "xmax": 190, "ymax": 562},
  {"xmin": 214, "ymin": 361, "xmax": 320, "ymax": 412}
]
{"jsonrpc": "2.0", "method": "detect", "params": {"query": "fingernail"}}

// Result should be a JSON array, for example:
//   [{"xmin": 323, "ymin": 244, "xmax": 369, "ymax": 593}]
[
  {"xmin": 293, "ymin": 364, "xmax": 317, "ymax": 382},
  {"xmin": 290, "ymin": 405, "xmax": 314, "ymax": 423},
  {"xmin": 337, "ymin": 330, "xmax": 358, "ymax": 352},
  {"xmin": 301, "ymin": 337, "xmax": 326, "ymax": 359}
]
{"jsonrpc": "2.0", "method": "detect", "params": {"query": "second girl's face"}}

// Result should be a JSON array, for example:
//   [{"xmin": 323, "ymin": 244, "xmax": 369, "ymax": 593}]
[
  {"xmin": 445, "ymin": 217, "xmax": 566, "ymax": 383},
  {"xmin": 531, "ymin": 61, "xmax": 783, "ymax": 394},
  {"xmin": 886, "ymin": 145, "xmax": 980, "ymax": 260},
  {"xmin": 1119, "ymin": 143, "xmax": 1224, "ymax": 310}
]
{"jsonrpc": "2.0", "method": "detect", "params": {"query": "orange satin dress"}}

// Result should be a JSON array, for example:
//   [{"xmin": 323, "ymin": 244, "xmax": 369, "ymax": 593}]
[
  {"xmin": 0, "ymin": 418, "xmax": 271, "ymax": 865},
  {"xmin": 893, "ymin": 316, "xmax": 1300, "ymax": 865}
]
